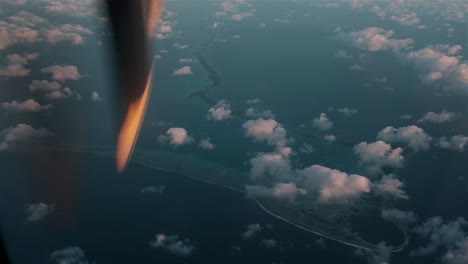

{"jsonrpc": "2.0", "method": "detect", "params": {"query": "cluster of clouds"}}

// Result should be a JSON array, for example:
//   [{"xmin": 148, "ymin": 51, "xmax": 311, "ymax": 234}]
[
  {"xmin": 404, "ymin": 45, "xmax": 467, "ymax": 94},
  {"xmin": 2, "ymin": 99, "xmax": 52, "ymax": 113},
  {"xmin": 45, "ymin": 24, "xmax": 92, "ymax": 45},
  {"xmin": 41, "ymin": 65, "xmax": 82, "ymax": 81},
  {"xmin": 0, "ymin": 52, "xmax": 39, "ymax": 77},
  {"xmin": 158, "ymin": 127, "xmax": 216, "ymax": 151},
  {"xmin": 27, "ymin": 80, "xmax": 60, "ymax": 99},
  {"xmin": 241, "ymin": 115, "xmax": 420, "ymax": 205},
  {"xmin": 154, "ymin": 11, "xmax": 178, "ymax": 40},
  {"xmin": 351, "ymin": 124, "xmax": 435, "ymax": 200},
  {"xmin": 149, "ymin": 233, "xmax": 195, "ymax": 257},
  {"xmin": 0, "ymin": 124, "xmax": 53, "ymax": 151},
  {"xmin": 377, "ymin": 125, "xmax": 431, "ymax": 152},
  {"xmin": 215, "ymin": 0, "xmax": 256, "ymax": 22},
  {"xmin": 411, "ymin": 216, "xmax": 468, "ymax": 264},
  {"xmin": 247, "ymin": 142, "xmax": 367, "ymax": 204},
  {"xmin": 0, "ymin": 8, "xmax": 94, "ymax": 51},
  {"xmin": 339, "ymin": 25, "xmax": 467, "ymax": 95},
  {"xmin": 439, "ymin": 135, "xmax": 468, "ymax": 152},
  {"xmin": 418, "ymin": 109, "xmax": 456, "ymax": 123},
  {"xmin": 316, "ymin": 0, "xmax": 465, "ymax": 25},
  {"xmin": 29, "ymin": 79, "xmax": 80, "ymax": 100},
  {"xmin": 338, "ymin": 27, "xmax": 414, "ymax": 52},
  {"xmin": 353, "ymin": 140, "xmax": 404, "ymax": 174},
  {"xmin": 42, "ymin": 0, "xmax": 98, "ymax": 17}
]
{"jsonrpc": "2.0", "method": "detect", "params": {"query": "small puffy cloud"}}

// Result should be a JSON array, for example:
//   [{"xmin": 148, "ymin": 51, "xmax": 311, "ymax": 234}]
[
  {"xmin": 381, "ymin": 209, "xmax": 418, "ymax": 226},
  {"xmin": 172, "ymin": 43, "xmax": 189, "ymax": 49},
  {"xmin": 242, "ymin": 224, "xmax": 262, "ymax": 239},
  {"xmin": 339, "ymin": 27, "xmax": 414, "ymax": 52},
  {"xmin": 418, "ymin": 110, "xmax": 456, "ymax": 123},
  {"xmin": 50, "ymin": 247, "xmax": 90, "ymax": 264},
  {"xmin": 0, "ymin": 124, "xmax": 53, "ymax": 151},
  {"xmin": 45, "ymin": 24, "xmax": 92, "ymax": 45},
  {"xmin": 199, "ymin": 137, "xmax": 215, "ymax": 150},
  {"xmin": 260, "ymin": 239, "xmax": 277, "ymax": 248},
  {"xmin": 245, "ymin": 107, "xmax": 275, "ymax": 119},
  {"xmin": 178, "ymin": 58, "xmax": 192, "ymax": 63},
  {"xmin": 373, "ymin": 174, "xmax": 408, "ymax": 200},
  {"xmin": 0, "ymin": 52, "xmax": 39, "ymax": 77},
  {"xmin": 338, "ymin": 107, "xmax": 358, "ymax": 116},
  {"xmin": 232, "ymin": 12, "xmax": 253, "ymax": 21},
  {"xmin": 299, "ymin": 143, "xmax": 315, "ymax": 154},
  {"xmin": 0, "ymin": 20, "xmax": 40, "ymax": 50},
  {"xmin": 273, "ymin": 18, "xmax": 289, "ymax": 24},
  {"xmin": 400, "ymin": 114, "xmax": 413, "ymax": 119},
  {"xmin": 246, "ymin": 98, "xmax": 261, "ymax": 104},
  {"xmin": 41, "ymin": 65, "xmax": 82, "ymax": 81},
  {"xmin": 377, "ymin": 125, "xmax": 432, "ymax": 151},
  {"xmin": 439, "ymin": 135, "xmax": 468, "ymax": 151},
  {"xmin": 246, "ymin": 182, "xmax": 306, "ymax": 202},
  {"xmin": 149, "ymin": 233, "xmax": 195, "ymax": 257},
  {"xmin": 140, "ymin": 185, "xmax": 165, "ymax": 194},
  {"xmin": 25, "ymin": 202, "xmax": 55, "ymax": 222},
  {"xmin": 159, "ymin": 127, "xmax": 194, "ymax": 147},
  {"xmin": 2, "ymin": 99, "xmax": 52, "ymax": 113},
  {"xmin": 44, "ymin": 0, "xmax": 97, "ymax": 17},
  {"xmin": 242, "ymin": 119, "xmax": 287, "ymax": 147},
  {"xmin": 334, "ymin": 50, "xmax": 353, "ymax": 59},
  {"xmin": 208, "ymin": 100, "xmax": 232, "ymax": 121},
  {"xmin": 91, "ymin": 91, "xmax": 103, "ymax": 102},
  {"xmin": 323, "ymin": 134, "xmax": 336, "ymax": 143},
  {"xmin": 312, "ymin": 113, "xmax": 333, "ymax": 131},
  {"xmin": 348, "ymin": 64, "xmax": 364, "ymax": 71},
  {"xmin": 173, "ymin": 66, "xmax": 192, "ymax": 75},
  {"xmin": 297, "ymin": 165, "xmax": 371, "ymax": 203},
  {"xmin": 354, "ymin": 141, "xmax": 404, "ymax": 174}
]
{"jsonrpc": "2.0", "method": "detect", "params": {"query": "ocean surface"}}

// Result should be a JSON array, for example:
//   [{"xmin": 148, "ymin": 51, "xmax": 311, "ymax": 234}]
[{"xmin": 1, "ymin": 151, "xmax": 369, "ymax": 263}]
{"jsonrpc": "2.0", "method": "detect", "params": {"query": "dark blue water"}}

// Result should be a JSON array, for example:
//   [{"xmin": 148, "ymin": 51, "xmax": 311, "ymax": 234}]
[{"xmin": 0, "ymin": 151, "xmax": 373, "ymax": 264}]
